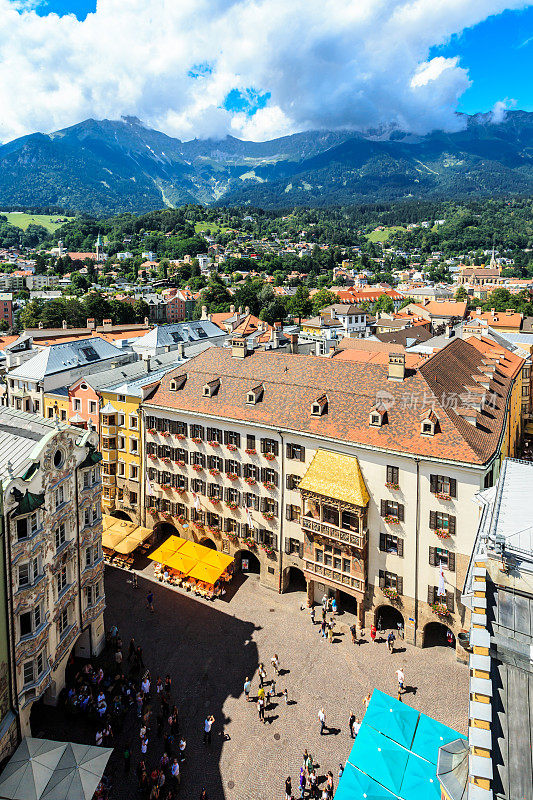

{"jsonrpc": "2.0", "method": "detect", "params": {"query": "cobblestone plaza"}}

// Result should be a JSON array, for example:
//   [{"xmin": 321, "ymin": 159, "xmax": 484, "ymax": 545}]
[{"xmin": 34, "ymin": 566, "xmax": 469, "ymax": 800}]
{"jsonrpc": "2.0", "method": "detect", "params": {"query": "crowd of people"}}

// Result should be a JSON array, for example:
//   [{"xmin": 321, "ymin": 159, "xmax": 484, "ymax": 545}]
[{"xmin": 60, "ymin": 624, "xmax": 209, "ymax": 800}]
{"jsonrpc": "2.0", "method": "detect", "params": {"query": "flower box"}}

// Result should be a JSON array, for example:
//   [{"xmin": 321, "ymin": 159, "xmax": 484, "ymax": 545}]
[
  {"xmin": 435, "ymin": 528, "xmax": 451, "ymax": 539},
  {"xmin": 207, "ymin": 526, "xmax": 220, "ymax": 535},
  {"xmin": 385, "ymin": 482, "xmax": 400, "ymax": 490},
  {"xmin": 434, "ymin": 492, "xmax": 452, "ymax": 501},
  {"xmin": 192, "ymin": 463, "xmax": 203, "ymax": 471},
  {"xmin": 262, "ymin": 512, "xmax": 274, "ymax": 521},
  {"xmin": 147, "ymin": 428, "xmax": 157, "ymax": 435},
  {"xmin": 149, "ymin": 454, "xmax": 158, "ymax": 460},
  {"xmin": 148, "ymin": 508, "xmax": 158, "ymax": 515},
  {"xmin": 209, "ymin": 468, "xmax": 220, "ymax": 476},
  {"xmin": 208, "ymin": 441, "xmax": 220, "ymax": 447},
  {"xmin": 245, "ymin": 448, "xmax": 257, "ymax": 455},
  {"xmin": 226, "ymin": 443, "xmax": 238, "ymax": 452},
  {"xmin": 262, "ymin": 545, "xmax": 275, "ymax": 556},
  {"xmin": 176, "ymin": 433, "xmax": 186, "ymax": 440},
  {"xmin": 162, "ymin": 512, "xmax": 172, "ymax": 520},
  {"xmin": 384, "ymin": 515, "xmax": 400, "ymax": 525},
  {"xmin": 264, "ymin": 453, "xmax": 276, "ymax": 461},
  {"xmin": 245, "ymin": 477, "xmax": 257, "ymax": 485},
  {"xmin": 383, "ymin": 587, "xmax": 399, "ymax": 600},
  {"xmin": 176, "ymin": 460, "xmax": 186, "ymax": 467},
  {"xmin": 431, "ymin": 602, "xmax": 448, "ymax": 617},
  {"xmin": 162, "ymin": 431, "xmax": 171, "ymax": 437},
  {"xmin": 226, "ymin": 473, "xmax": 239, "ymax": 481},
  {"xmin": 263, "ymin": 481, "xmax": 276, "ymax": 491},
  {"xmin": 176, "ymin": 488, "xmax": 186, "ymax": 494},
  {"xmin": 163, "ymin": 485, "xmax": 173, "ymax": 492},
  {"xmin": 191, "ymin": 437, "xmax": 203, "ymax": 444},
  {"xmin": 193, "ymin": 522, "xmax": 204, "ymax": 531},
  {"xmin": 226, "ymin": 501, "xmax": 238, "ymax": 510},
  {"xmin": 227, "ymin": 532, "xmax": 239, "ymax": 542},
  {"xmin": 209, "ymin": 497, "xmax": 220, "ymax": 505},
  {"xmin": 162, "ymin": 457, "xmax": 171, "ymax": 464},
  {"xmin": 177, "ymin": 515, "xmax": 187, "ymax": 523},
  {"xmin": 245, "ymin": 537, "xmax": 256, "ymax": 548}
]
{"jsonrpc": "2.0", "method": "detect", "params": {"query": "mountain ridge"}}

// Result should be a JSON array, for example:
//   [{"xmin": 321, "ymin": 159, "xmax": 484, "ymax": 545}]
[{"xmin": 0, "ymin": 111, "xmax": 532, "ymax": 213}]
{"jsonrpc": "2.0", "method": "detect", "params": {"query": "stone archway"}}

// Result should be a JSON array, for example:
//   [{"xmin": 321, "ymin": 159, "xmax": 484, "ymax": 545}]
[
  {"xmin": 111, "ymin": 510, "xmax": 132, "ymax": 521},
  {"xmin": 234, "ymin": 548, "xmax": 260, "ymax": 574},
  {"xmin": 423, "ymin": 620, "xmax": 454, "ymax": 648},
  {"xmin": 152, "ymin": 521, "xmax": 180, "ymax": 543},
  {"xmin": 375, "ymin": 605, "xmax": 404, "ymax": 633},
  {"xmin": 199, "ymin": 537, "xmax": 217, "ymax": 550},
  {"xmin": 283, "ymin": 566, "xmax": 307, "ymax": 593}
]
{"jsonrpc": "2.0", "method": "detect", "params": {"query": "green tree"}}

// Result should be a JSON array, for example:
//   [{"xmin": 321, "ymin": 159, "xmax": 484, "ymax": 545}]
[
  {"xmin": 454, "ymin": 286, "xmax": 468, "ymax": 302},
  {"xmin": 287, "ymin": 286, "xmax": 312, "ymax": 322},
  {"xmin": 374, "ymin": 295, "xmax": 394, "ymax": 314},
  {"xmin": 311, "ymin": 288, "xmax": 337, "ymax": 315}
]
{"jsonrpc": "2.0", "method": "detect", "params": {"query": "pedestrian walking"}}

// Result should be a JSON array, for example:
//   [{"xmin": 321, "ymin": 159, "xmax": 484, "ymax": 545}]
[
  {"xmin": 123, "ymin": 745, "xmax": 131, "ymax": 773},
  {"xmin": 271, "ymin": 654, "xmax": 280, "ymax": 675},
  {"xmin": 299, "ymin": 767, "xmax": 306, "ymax": 799},
  {"xmin": 282, "ymin": 688, "xmax": 288, "ymax": 704},
  {"xmin": 338, "ymin": 764, "xmax": 344, "ymax": 779},
  {"xmin": 326, "ymin": 771, "xmax": 334, "ymax": 795},
  {"xmin": 370, "ymin": 624, "xmax": 377, "ymax": 643},
  {"xmin": 396, "ymin": 667, "xmax": 405, "ymax": 694},
  {"xmin": 318, "ymin": 707, "xmax": 326, "ymax": 735},
  {"xmin": 258, "ymin": 662, "xmax": 266, "ymax": 687},
  {"xmin": 141, "ymin": 736, "xmax": 148, "ymax": 756},
  {"xmin": 146, "ymin": 591, "xmax": 154, "ymax": 612},
  {"xmin": 349, "ymin": 711, "xmax": 356, "ymax": 738},
  {"xmin": 268, "ymin": 679, "xmax": 276, "ymax": 702},
  {"xmin": 170, "ymin": 758, "xmax": 180, "ymax": 788},
  {"xmin": 243, "ymin": 677, "xmax": 251, "ymax": 701},
  {"xmin": 320, "ymin": 620, "xmax": 326, "ymax": 638},
  {"xmin": 331, "ymin": 597, "xmax": 337, "ymax": 615},
  {"xmin": 132, "ymin": 571, "xmax": 138, "ymax": 589},
  {"xmin": 285, "ymin": 776, "xmax": 292, "ymax": 800},
  {"xmin": 363, "ymin": 693, "xmax": 371, "ymax": 712},
  {"xmin": 128, "ymin": 637, "xmax": 136, "ymax": 661},
  {"xmin": 353, "ymin": 717, "xmax": 361, "ymax": 738},
  {"xmin": 309, "ymin": 769, "xmax": 318, "ymax": 798},
  {"xmin": 258, "ymin": 685, "xmax": 265, "ymax": 702},
  {"xmin": 387, "ymin": 631, "xmax": 396, "ymax": 653},
  {"xmin": 350, "ymin": 624, "xmax": 357, "ymax": 644},
  {"xmin": 327, "ymin": 625, "xmax": 333, "ymax": 644},
  {"xmin": 114, "ymin": 648, "xmax": 123, "ymax": 673},
  {"xmin": 310, "ymin": 607, "xmax": 316, "ymax": 625},
  {"xmin": 257, "ymin": 697, "xmax": 265, "ymax": 723},
  {"xmin": 165, "ymin": 674, "xmax": 172, "ymax": 695},
  {"xmin": 203, "ymin": 715, "xmax": 214, "ymax": 745}
]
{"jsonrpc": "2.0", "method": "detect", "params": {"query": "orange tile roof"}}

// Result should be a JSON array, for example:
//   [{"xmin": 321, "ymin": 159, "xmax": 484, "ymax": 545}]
[
  {"xmin": 145, "ymin": 341, "xmax": 521, "ymax": 465},
  {"xmin": 468, "ymin": 310, "xmax": 523, "ymax": 329}
]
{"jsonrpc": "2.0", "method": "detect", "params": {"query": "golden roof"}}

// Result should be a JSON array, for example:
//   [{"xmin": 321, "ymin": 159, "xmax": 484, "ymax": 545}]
[{"xmin": 299, "ymin": 449, "xmax": 369, "ymax": 506}]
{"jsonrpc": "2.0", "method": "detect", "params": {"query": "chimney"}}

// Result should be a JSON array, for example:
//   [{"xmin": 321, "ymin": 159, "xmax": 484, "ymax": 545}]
[
  {"xmin": 38, "ymin": 321, "xmax": 43, "ymax": 329},
  {"xmin": 201, "ymin": 305, "xmax": 208, "ymax": 320},
  {"xmin": 230, "ymin": 304, "xmax": 235, "ymax": 314},
  {"xmin": 238, "ymin": 306, "xmax": 243, "ymax": 314},
  {"xmin": 177, "ymin": 342, "xmax": 185, "ymax": 359},
  {"xmin": 490, "ymin": 308, "xmax": 495, "ymax": 315},
  {"xmin": 102, "ymin": 318, "xmax": 112, "ymax": 331},
  {"xmin": 245, "ymin": 306, "xmax": 250, "ymax": 315},
  {"xmin": 62, "ymin": 319, "xmax": 67, "ymax": 329},
  {"xmin": 288, "ymin": 333, "xmax": 299, "ymax": 354},
  {"xmin": 445, "ymin": 324, "xmax": 454, "ymax": 338},
  {"xmin": 476, "ymin": 307, "xmax": 482, "ymax": 314},
  {"xmin": 208, "ymin": 313, "xmax": 212, "ymax": 322},
  {"xmin": 231, "ymin": 335, "xmax": 247, "ymax": 358},
  {"xmin": 86, "ymin": 318, "xmax": 96, "ymax": 331},
  {"xmin": 388, "ymin": 352, "xmax": 406, "ymax": 381},
  {"xmin": 144, "ymin": 316, "xmax": 149, "ymax": 326}
]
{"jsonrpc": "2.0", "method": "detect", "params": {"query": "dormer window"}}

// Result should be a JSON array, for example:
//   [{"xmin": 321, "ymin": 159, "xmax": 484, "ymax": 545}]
[
  {"xmin": 169, "ymin": 374, "xmax": 187, "ymax": 392},
  {"xmin": 203, "ymin": 378, "xmax": 220, "ymax": 397},
  {"xmin": 421, "ymin": 421, "xmax": 434, "ymax": 435},
  {"xmin": 246, "ymin": 384, "xmax": 264, "ymax": 405},
  {"xmin": 369, "ymin": 405, "xmax": 387, "ymax": 427},
  {"xmin": 311, "ymin": 395, "xmax": 328, "ymax": 416},
  {"xmin": 420, "ymin": 409, "xmax": 438, "ymax": 436}
]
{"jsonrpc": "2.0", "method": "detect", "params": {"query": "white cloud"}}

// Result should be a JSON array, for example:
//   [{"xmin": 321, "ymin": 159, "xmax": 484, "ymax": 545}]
[
  {"xmin": 0, "ymin": 0, "xmax": 529, "ymax": 143},
  {"xmin": 490, "ymin": 97, "xmax": 517, "ymax": 123}
]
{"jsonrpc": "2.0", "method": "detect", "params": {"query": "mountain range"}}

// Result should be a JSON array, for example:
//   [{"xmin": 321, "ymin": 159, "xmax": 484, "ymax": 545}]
[{"xmin": 0, "ymin": 111, "xmax": 532, "ymax": 214}]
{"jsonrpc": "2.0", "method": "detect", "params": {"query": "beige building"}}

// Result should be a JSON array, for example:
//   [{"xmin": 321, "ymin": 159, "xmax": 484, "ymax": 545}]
[
  {"xmin": 0, "ymin": 409, "xmax": 105, "ymax": 733},
  {"xmin": 140, "ymin": 336, "xmax": 523, "ymax": 652}
]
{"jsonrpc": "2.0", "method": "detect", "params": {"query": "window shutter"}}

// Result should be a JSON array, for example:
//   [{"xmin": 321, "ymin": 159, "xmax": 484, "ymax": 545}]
[
  {"xmin": 273, "ymin": 441, "xmax": 279, "ymax": 456},
  {"xmin": 446, "ymin": 591, "xmax": 455, "ymax": 612},
  {"xmin": 285, "ymin": 538, "xmax": 291, "ymax": 554},
  {"xmin": 254, "ymin": 528, "xmax": 261, "ymax": 544},
  {"xmin": 380, "ymin": 499, "xmax": 387, "ymax": 517},
  {"xmin": 259, "ymin": 498, "xmax": 265, "ymax": 512},
  {"xmin": 448, "ymin": 551, "xmax": 455, "ymax": 572},
  {"xmin": 260, "ymin": 468, "xmax": 266, "ymax": 482},
  {"xmin": 379, "ymin": 533, "xmax": 386, "ymax": 552},
  {"xmin": 299, "ymin": 542, "xmax": 304, "ymax": 559},
  {"xmin": 386, "ymin": 465, "xmax": 392, "ymax": 483},
  {"xmin": 397, "ymin": 538, "xmax": 404, "ymax": 558},
  {"xmin": 273, "ymin": 472, "xmax": 279, "ymax": 487},
  {"xmin": 449, "ymin": 478, "xmax": 457, "ymax": 498},
  {"xmin": 286, "ymin": 505, "xmax": 291, "ymax": 521},
  {"xmin": 396, "ymin": 576, "xmax": 403, "ymax": 595},
  {"xmin": 243, "ymin": 464, "xmax": 250, "ymax": 479},
  {"xmin": 207, "ymin": 427, "xmax": 213, "ymax": 440},
  {"xmin": 430, "ymin": 474, "xmax": 437, "ymax": 493},
  {"xmin": 398, "ymin": 504, "xmax": 404, "ymax": 522},
  {"xmin": 260, "ymin": 438, "xmax": 266, "ymax": 454},
  {"xmin": 300, "ymin": 446, "xmax": 305, "ymax": 462},
  {"xmin": 379, "ymin": 570, "xmax": 385, "ymax": 589},
  {"xmin": 429, "ymin": 547, "xmax": 436, "ymax": 566},
  {"xmin": 271, "ymin": 534, "xmax": 278, "ymax": 550},
  {"xmin": 273, "ymin": 501, "xmax": 279, "ymax": 516},
  {"xmin": 224, "ymin": 487, "xmax": 230, "ymax": 502},
  {"xmin": 286, "ymin": 475, "xmax": 292, "ymax": 490},
  {"xmin": 448, "ymin": 516, "xmax": 456, "ymax": 536},
  {"xmin": 224, "ymin": 430, "xmax": 230, "ymax": 444},
  {"xmin": 429, "ymin": 511, "xmax": 437, "ymax": 530},
  {"xmin": 427, "ymin": 585, "xmax": 435, "ymax": 604},
  {"xmin": 235, "ymin": 522, "xmax": 241, "ymax": 536},
  {"xmin": 225, "ymin": 460, "xmax": 231, "ymax": 473},
  {"xmin": 286, "ymin": 443, "xmax": 293, "ymax": 459}
]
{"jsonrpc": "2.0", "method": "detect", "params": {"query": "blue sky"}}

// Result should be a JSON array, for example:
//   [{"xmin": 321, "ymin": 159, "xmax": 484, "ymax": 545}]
[
  {"xmin": 430, "ymin": 5, "xmax": 533, "ymax": 113},
  {"xmin": 2, "ymin": 0, "xmax": 532, "ymax": 142}
]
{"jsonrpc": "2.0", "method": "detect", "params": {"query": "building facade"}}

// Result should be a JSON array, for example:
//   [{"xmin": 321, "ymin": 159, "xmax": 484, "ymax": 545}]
[
  {"xmin": 0, "ymin": 409, "xmax": 105, "ymax": 734},
  {"xmin": 139, "ymin": 339, "xmax": 523, "ymax": 653}
]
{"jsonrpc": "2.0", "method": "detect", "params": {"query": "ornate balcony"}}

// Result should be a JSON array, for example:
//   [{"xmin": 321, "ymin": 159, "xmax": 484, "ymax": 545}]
[
  {"xmin": 303, "ymin": 559, "xmax": 365, "ymax": 594},
  {"xmin": 301, "ymin": 516, "xmax": 366, "ymax": 550}
]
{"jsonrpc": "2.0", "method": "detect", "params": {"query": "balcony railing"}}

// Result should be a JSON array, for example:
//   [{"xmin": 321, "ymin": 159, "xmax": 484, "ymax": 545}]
[
  {"xmin": 301, "ymin": 516, "xmax": 366, "ymax": 549},
  {"xmin": 102, "ymin": 473, "xmax": 116, "ymax": 486},
  {"xmin": 304, "ymin": 559, "xmax": 365, "ymax": 593}
]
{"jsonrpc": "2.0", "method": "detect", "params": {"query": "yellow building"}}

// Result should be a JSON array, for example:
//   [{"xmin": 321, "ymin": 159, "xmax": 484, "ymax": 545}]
[{"xmin": 43, "ymin": 388, "xmax": 69, "ymax": 422}]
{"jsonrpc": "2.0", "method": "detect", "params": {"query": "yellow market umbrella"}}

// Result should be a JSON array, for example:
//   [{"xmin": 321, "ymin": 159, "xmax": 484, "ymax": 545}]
[
  {"xmin": 166, "ymin": 552, "xmax": 198, "ymax": 574},
  {"xmin": 187, "ymin": 561, "xmax": 225, "ymax": 586},
  {"xmin": 149, "ymin": 544, "xmax": 179, "ymax": 565},
  {"xmin": 102, "ymin": 515, "xmax": 114, "ymax": 530},
  {"xmin": 177, "ymin": 539, "xmax": 202, "ymax": 559},
  {"xmin": 162, "ymin": 535, "xmax": 188, "ymax": 552},
  {"xmin": 102, "ymin": 531, "xmax": 127, "ymax": 550},
  {"xmin": 108, "ymin": 519, "xmax": 137, "ymax": 536},
  {"xmin": 128, "ymin": 526, "xmax": 153, "ymax": 544},
  {"xmin": 114, "ymin": 536, "xmax": 141, "ymax": 555},
  {"xmin": 199, "ymin": 548, "xmax": 234, "ymax": 570}
]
